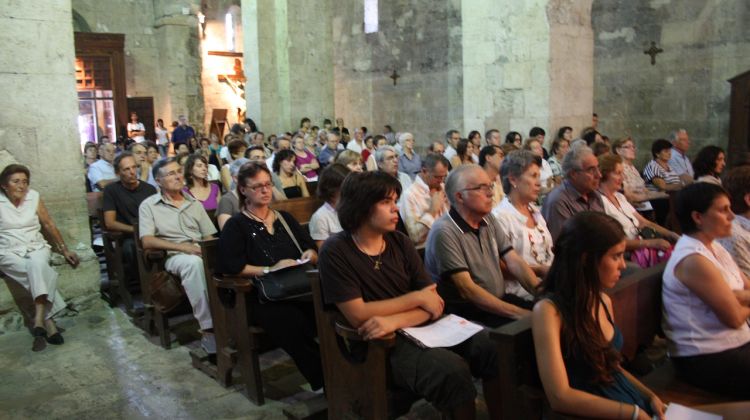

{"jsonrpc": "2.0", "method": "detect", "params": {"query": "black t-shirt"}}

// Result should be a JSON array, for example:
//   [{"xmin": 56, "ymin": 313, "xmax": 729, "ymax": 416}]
[
  {"xmin": 318, "ymin": 230, "xmax": 432, "ymax": 305},
  {"xmin": 102, "ymin": 181, "xmax": 157, "ymax": 225},
  {"xmin": 217, "ymin": 210, "xmax": 315, "ymax": 275}
]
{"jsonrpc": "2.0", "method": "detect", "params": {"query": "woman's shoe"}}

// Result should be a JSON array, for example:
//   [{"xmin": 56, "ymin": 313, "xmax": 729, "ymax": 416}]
[
  {"xmin": 46, "ymin": 332, "xmax": 64, "ymax": 345},
  {"xmin": 32, "ymin": 327, "xmax": 47, "ymax": 352}
]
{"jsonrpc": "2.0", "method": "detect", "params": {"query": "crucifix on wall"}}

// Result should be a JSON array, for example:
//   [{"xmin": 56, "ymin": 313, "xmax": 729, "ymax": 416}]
[
  {"xmin": 644, "ymin": 42, "xmax": 663, "ymax": 65},
  {"xmin": 389, "ymin": 69, "xmax": 400, "ymax": 86}
]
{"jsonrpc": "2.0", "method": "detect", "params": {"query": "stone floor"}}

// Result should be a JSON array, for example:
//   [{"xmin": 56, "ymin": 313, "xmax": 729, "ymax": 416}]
[{"xmin": 0, "ymin": 294, "xmax": 457, "ymax": 420}]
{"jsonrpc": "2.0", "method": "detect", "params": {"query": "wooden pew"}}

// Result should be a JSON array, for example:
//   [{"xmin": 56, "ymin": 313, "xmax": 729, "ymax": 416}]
[
  {"xmin": 309, "ymin": 270, "xmax": 418, "ymax": 419},
  {"xmin": 271, "ymin": 196, "xmax": 323, "ymax": 226},
  {"xmin": 97, "ymin": 209, "xmax": 136, "ymax": 312},
  {"xmin": 489, "ymin": 263, "xmax": 736, "ymax": 419},
  {"xmin": 132, "ymin": 223, "xmax": 193, "ymax": 348}
]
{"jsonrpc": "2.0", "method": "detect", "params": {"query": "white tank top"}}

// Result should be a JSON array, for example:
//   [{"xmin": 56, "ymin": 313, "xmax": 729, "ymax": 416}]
[{"xmin": 662, "ymin": 235, "xmax": 750, "ymax": 357}]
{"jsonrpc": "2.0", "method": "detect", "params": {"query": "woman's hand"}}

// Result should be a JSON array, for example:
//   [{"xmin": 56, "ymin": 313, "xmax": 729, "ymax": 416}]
[
  {"xmin": 648, "ymin": 395, "xmax": 666, "ymax": 420},
  {"xmin": 418, "ymin": 284, "xmax": 444, "ymax": 320},
  {"xmin": 271, "ymin": 258, "xmax": 298, "ymax": 271},
  {"xmin": 63, "ymin": 250, "xmax": 80, "ymax": 268},
  {"xmin": 646, "ymin": 238, "xmax": 671, "ymax": 250},
  {"xmin": 666, "ymin": 231, "xmax": 680, "ymax": 242},
  {"xmin": 358, "ymin": 315, "xmax": 397, "ymax": 340},
  {"xmin": 300, "ymin": 249, "xmax": 317, "ymax": 264}
]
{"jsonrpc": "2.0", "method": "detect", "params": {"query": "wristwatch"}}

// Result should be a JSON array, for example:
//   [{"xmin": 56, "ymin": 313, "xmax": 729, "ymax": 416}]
[{"xmin": 262, "ymin": 266, "xmax": 270, "ymax": 274}]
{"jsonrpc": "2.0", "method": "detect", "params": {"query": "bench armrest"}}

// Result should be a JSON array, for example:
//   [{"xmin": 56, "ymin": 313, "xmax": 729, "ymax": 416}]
[{"xmin": 332, "ymin": 320, "xmax": 396, "ymax": 347}]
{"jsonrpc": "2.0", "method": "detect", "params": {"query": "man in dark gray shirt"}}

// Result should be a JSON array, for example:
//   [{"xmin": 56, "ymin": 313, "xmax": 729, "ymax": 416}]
[
  {"xmin": 542, "ymin": 142, "xmax": 604, "ymax": 240},
  {"xmin": 424, "ymin": 165, "xmax": 539, "ymax": 328}
]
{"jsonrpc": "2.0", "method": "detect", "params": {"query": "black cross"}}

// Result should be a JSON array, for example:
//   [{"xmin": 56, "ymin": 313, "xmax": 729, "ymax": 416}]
[
  {"xmin": 644, "ymin": 42, "xmax": 663, "ymax": 65},
  {"xmin": 389, "ymin": 69, "xmax": 400, "ymax": 86}
]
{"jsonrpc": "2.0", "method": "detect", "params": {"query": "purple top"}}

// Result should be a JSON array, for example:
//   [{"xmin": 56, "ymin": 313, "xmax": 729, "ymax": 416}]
[
  {"xmin": 295, "ymin": 150, "xmax": 318, "ymax": 179},
  {"xmin": 183, "ymin": 182, "xmax": 220, "ymax": 211}
]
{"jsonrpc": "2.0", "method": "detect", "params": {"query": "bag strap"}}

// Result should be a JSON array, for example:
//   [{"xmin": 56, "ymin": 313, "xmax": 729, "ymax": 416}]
[{"xmin": 275, "ymin": 210, "xmax": 303, "ymax": 255}]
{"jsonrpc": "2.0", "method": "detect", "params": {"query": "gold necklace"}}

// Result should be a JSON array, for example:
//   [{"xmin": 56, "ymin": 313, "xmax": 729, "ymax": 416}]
[{"xmin": 352, "ymin": 234, "xmax": 385, "ymax": 270}]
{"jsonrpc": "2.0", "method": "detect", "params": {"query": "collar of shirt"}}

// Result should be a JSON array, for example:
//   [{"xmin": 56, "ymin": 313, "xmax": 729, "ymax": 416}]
[
  {"xmin": 736, "ymin": 214, "xmax": 750, "ymax": 232},
  {"xmin": 498, "ymin": 197, "xmax": 541, "ymax": 225},
  {"xmin": 563, "ymin": 179, "xmax": 596, "ymax": 203},
  {"xmin": 448, "ymin": 206, "xmax": 487, "ymax": 235},
  {"xmin": 156, "ymin": 190, "xmax": 196, "ymax": 209}
]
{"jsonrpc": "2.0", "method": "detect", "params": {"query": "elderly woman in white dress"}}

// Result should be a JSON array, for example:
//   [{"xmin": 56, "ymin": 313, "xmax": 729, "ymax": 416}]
[
  {"xmin": 492, "ymin": 150, "xmax": 553, "ymax": 300},
  {"xmin": 597, "ymin": 155, "xmax": 678, "ymax": 267},
  {"xmin": 0, "ymin": 164, "xmax": 79, "ymax": 351}
]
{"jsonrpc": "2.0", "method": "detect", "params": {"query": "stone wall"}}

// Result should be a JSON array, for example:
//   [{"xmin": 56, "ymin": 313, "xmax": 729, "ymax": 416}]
[
  {"xmin": 0, "ymin": 0, "xmax": 99, "ymax": 318},
  {"xmin": 73, "ymin": 0, "xmax": 205, "ymax": 133},
  {"xmin": 333, "ymin": 0, "xmax": 463, "ymax": 147},
  {"xmin": 593, "ymin": 0, "xmax": 750, "ymax": 165}
]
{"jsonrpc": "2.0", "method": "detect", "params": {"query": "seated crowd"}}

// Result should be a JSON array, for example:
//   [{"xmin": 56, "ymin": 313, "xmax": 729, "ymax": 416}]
[{"xmin": 3, "ymin": 114, "xmax": 750, "ymax": 419}]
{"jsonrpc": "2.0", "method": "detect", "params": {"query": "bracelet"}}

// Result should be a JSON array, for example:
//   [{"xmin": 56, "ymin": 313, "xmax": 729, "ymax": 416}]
[
  {"xmin": 57, "ymin": 243, "xmax": 68, "ymax": 252},
  {"xmin": 631, "ymin": 404, "xmax": 639, "ymax": 420}
]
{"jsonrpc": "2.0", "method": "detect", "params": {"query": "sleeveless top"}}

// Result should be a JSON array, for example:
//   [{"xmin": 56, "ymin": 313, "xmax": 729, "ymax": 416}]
[
  {"xmin": 183, "ymin": 183, "xmax": 220, "ymax": 211},
  {"xmin": 0, "ymin": 189, "xmax": 49, "ymax": 257},
  {"xmin": 662, "ymin": 235, "xmax": 750, "ymax": 357},
  {"xmin": 558, "ymin": 298, "xmax": 652, "ymax": 413},
  {"xmin": 294, "ymin": 150, "xmax": 318, "ymax": 180}
]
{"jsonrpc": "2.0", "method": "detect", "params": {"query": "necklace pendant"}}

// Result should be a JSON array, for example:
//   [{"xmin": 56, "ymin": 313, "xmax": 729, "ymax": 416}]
[{"xmin": 374, "ymin": 261, "xmax": 382, "ymax": 270}]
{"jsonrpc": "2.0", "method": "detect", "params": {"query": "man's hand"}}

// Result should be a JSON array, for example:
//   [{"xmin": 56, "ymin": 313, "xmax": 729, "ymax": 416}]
[
  {"xmin": 358, "ymin": 316, "xmax": 397, "ymax": 340},
  {"xmin": 179, "ymin": 242, "xmax": 202, "ymax": 256},
  {"xmin": 418, "ymin": 284, "xmax": 444, "ymax": 320},
  {"xmin": 429, "ymin": 190, "xmax": 446, "ymax": 216}
]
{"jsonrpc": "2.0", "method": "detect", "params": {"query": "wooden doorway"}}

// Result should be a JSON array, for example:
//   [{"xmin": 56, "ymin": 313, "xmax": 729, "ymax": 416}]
[
  {"xmin": 74, "ymin": 33, "xmax": 127, "ymax": 145},
  {"xmin": 127, "ymin": 97, "xmax": 156, "ymax": 142},
  {"xmin": 728, "ymin": 70, "xmax": 750, "ymax": 166}
]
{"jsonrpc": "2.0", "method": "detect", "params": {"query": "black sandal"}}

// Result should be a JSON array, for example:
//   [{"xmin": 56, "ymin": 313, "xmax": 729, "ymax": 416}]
[
  {"xmin": 32, "ymin": 327, "xmax": 47, "ymax": 352},
  {"xmin": 46, "ymin": 332, "xmax": 64, "ymax": 345}
]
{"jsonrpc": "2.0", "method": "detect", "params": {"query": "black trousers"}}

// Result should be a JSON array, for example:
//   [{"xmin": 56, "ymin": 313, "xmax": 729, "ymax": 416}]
[
  {"xmin": 249, "ymin": 296, "xmax": 325, "ymax": 390},
  {"xmin": 446, "ymin": 294, "xmax": 535, "ymax": 328},
  {"xmin": 672, "ymin": 340, "xmax": 750, "ymax": 398}
]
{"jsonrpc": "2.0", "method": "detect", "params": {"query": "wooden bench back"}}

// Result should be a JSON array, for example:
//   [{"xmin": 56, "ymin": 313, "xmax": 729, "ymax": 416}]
[
  {"xmin": 271, "ymin": 196, "xmax": 323, "ymax": 225},
  {"xmin": 489, "ymin": 263, "xmax": 666, "ymax": 419},
  {"xmin": 309, "ymin": 270, "xmax": 402, "ymax": 419}
]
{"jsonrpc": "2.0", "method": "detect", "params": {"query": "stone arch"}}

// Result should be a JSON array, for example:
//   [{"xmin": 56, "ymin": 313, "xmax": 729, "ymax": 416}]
[{"xmin": 72, "ymin": 9, "xmax": 92, "ymax": 33}]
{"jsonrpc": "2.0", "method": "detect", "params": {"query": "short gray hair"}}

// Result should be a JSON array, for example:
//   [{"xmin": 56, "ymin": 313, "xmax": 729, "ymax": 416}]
[
  {"xmin": 375, "ymin": 145, "xmax": 397, "ymax": 163},
  {"xmin": 500, "ymin": 150, "xmax": 542, "ymax": 194},
  {"xmin": 562, "ymin": 142, "xmax": 594, "ymax": 177},
  {"xmin": 445, "ymin": 164, "xmax": 482, "ymax": 207},
  {"xmin": 668, "ymin": 128, "xmax": 687, "ymax": 143},
  {"xmin": 398, "ymin": 132, "xmax": 414, "ymax": 147}
]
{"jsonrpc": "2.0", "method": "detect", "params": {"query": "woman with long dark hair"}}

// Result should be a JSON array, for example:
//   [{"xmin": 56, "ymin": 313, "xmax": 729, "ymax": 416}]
[
  {"xmin": 692, "ymin": 145, "xmax": 726, "ymax": 185},
  {"xmin": 450, "ymin": 138, "xmax": 475, "ymax": 169},
  {"xmin": 532, "ymin": 212, "xmax": 665, "ymax": 419}
]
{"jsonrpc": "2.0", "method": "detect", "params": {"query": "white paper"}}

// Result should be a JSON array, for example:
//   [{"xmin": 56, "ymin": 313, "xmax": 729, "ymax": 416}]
[
  {"xmin": 665, "ymin": 403, "xmax": 722, "ymax": 420},
  {"xmin": 269, "ymin": 258, "xmax": 309, "ymax": 272},
  {"xmin": 400, "ymin": 314, "xmax": 483, "ymax": 348}
]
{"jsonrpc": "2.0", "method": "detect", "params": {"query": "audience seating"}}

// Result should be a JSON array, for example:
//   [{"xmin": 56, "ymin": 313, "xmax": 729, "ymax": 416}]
[
  {"xmin": 309, "ymin": 270, "xmax": 418, "ymax": 419},
  {"xmin": 270, "ymin": 196, "xmax": 322, "ymax": 226},
  {"xmin": 86, "ymin": 191, "xmax": 102, "ymax": 244},
  {"xmin": 97, "ymin": 209, "xmax": 135, "ymax": 313},
  {"xmin": 132, "ymin": 223, "xmax": 193, "ymax": 348},
  {"xmin": 489, "ymin": 263, "xmax": 737, "ymax": 419}
]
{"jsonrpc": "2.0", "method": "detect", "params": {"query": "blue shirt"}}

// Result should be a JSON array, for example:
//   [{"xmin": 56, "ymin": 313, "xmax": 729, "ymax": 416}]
[
  {"xmin": 172, "ymin": 125, "xmax": 195, "ymax": 146},
  {"xmin": 399, "ymin": 152, "xmax": 422, "ymax": 179},
  {"xmin": 318, "ymin": 146, "xmax": 336, "ymax": 167}
]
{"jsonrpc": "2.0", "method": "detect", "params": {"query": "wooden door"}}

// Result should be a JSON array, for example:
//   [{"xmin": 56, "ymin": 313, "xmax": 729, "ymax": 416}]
[
  {"xmin": 728, "ymin": 70, "xmax": 750, "ymax": 166},
  {"xmin": 127, "ymin": 97, "xmax": 156, "ymax": 142}
]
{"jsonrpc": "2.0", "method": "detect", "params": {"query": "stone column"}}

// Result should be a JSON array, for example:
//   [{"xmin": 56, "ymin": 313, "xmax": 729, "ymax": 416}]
[
  {"xmin": 462, "ymin": 0, "xmax": 593, "ymax": 141},
  {"xmin": 0, "ymin": 0, "xmax": 99, "ymax": 318},
  {"xmin": 242, "ymin": 0, "xmax": 333, "ymax": 134},
  {"xmin": 153, "ymin": 0, "xmax": 205, "ymax": 132}
]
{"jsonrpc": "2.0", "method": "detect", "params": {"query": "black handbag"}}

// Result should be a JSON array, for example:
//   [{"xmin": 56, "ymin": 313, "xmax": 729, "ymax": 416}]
[{"xmin": 252, "ymin": 211, "xmax": 313, "ymax": 302}]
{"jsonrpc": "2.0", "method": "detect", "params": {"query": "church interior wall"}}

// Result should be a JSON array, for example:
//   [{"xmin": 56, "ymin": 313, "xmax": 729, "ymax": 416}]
[
  {"xmin": 593, "ymin": 0, "xmax": 750, "ymax": 166},
  {"xmin": 332, "ymin": 0, "xmax": 464, "ymax": 148}
]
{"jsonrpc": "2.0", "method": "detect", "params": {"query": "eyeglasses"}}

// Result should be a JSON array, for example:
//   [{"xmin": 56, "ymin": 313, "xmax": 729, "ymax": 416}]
[
  {"xmin": 162, "ymin": 170, "xmax": 182, "ymax": 178},
  {"xmin": 619, "ymin": 145, "xmax": 636, "ymax": 150},
  {"xmin": 462, "ymin": 183, "xmax": 495, "ymax": 194},
  {"xmin": 577, "ymin": 166, "xmax": 601, "ymax": 176},
  {"xmin": 248, "ymin": 182, "xmax": 273, "ymax": 192}
]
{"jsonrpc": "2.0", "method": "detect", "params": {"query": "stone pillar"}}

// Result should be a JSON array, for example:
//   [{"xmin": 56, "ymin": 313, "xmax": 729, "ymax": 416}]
[
  {"xmin": 0, "ymin": 0, "xmax": 99, "ymax": 318},
  {"xmin": 242, "ymin": 0, "xmax": 333, "ymax": 134},
  {"xmin": 153, "ymin": 0, "xmax": 205, "ymax": 132},
  {"xmin": 462, "ymin": 0, "xmax": 593, "ymax": 142}
]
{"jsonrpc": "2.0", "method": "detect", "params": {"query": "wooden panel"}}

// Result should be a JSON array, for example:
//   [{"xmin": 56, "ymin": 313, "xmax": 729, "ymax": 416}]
[
  {"xmin": 127, "ymin": 97, "xmax": 156, "ymax": 142},
  {"xmin": 728, "ymin": 70, "xmax": 750, "ymax": 166}
]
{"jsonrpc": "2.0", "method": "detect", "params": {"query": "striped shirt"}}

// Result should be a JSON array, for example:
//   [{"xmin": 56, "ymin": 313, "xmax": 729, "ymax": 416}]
[{"xmin": 642, "ymin": 160, "xmax": 680, "ymax": 192}]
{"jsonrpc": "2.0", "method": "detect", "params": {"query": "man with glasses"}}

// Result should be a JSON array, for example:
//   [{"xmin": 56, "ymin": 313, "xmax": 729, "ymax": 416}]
[
  {"xmin": 399, "ymin": 154, "xmax": 450, "ymax": 248},
  {"xmin": 138, "ymin": 158, "xmax": 217, "ymax": 353},
  {"xmin": 424, "ymin": 164, "xmax": 539, "ymax": 327},
  {"xmin": 376, "ymin": 145, "xmax": 412, "ymax": 191},
  {"xmin": 541, "ymin": 142, "xmax": 604, "ymax": 240}
]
